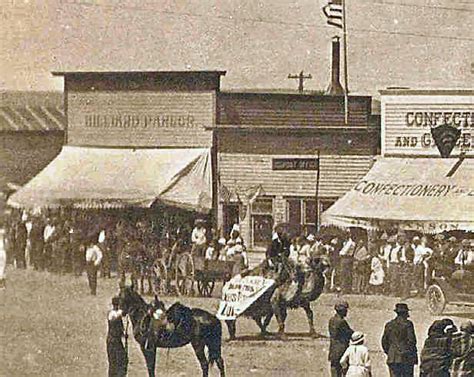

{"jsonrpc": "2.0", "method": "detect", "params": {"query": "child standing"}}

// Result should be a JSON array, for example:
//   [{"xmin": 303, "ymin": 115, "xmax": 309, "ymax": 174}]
[
  {"xmin": 369, "ymin": 248, "xmax": 384, "ymax": 295},
  {"xmin": 340, "ymin": 331, "xmax": 372, "ymax": 377}
]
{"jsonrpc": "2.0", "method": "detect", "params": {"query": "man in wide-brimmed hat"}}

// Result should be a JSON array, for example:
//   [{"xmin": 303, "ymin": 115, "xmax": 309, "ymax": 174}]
[
  {"xmin": 328, "ymin": 299, "xmax": 354, "ymax": 376},
  {"xmin": 382, "ymin": 303, "xmax": 418, "ymax": 376}
]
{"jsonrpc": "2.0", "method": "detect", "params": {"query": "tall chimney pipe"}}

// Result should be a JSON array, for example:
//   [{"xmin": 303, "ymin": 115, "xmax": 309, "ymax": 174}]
[{"xmin": 326, "ymin": 36, "xmax": 344, "ymax": 95}]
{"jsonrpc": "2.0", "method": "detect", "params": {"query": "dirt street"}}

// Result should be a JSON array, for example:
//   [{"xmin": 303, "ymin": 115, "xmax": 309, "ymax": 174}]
[{"xmin": 0, "ymin": 268, "xmax": 472, "ymax": 376}]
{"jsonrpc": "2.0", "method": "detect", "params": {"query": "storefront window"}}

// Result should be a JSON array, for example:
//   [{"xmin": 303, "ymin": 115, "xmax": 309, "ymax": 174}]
[
  {"xmin": 287, "ymin": 199, "xmax": 302, "ymax": 224},
  {"xmin": 251, "ymin": 198, "xmax": 273, "ymax": 215},
  {"xmin": 304, "ymin": 199, "xmax": 317, "ymax": 225}
]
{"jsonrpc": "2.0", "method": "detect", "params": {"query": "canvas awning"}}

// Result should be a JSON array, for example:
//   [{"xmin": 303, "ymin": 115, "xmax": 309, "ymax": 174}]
[
  {"xmin": 321, "ymin": 157, "xmax": 474, "ymax": 233},
  {"xmin": 7, "ymin": 146, "xmax": 212, "ymax": 212}
]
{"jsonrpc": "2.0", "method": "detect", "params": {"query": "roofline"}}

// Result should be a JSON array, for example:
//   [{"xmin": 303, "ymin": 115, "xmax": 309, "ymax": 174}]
[
  {"xmin": 379, "ymin": 88, "xmax": 474, "ymax": 96},
  {"xmin": 206, "ymin": 125, "xmax": 378, "ymax": 132},
  {"xmin": 51, "ymin": 70, "xmax": 227, "ymax": 77},
  {"xmin": 218, "ymin": 91, "xmax": 372, "ymax": 100}
]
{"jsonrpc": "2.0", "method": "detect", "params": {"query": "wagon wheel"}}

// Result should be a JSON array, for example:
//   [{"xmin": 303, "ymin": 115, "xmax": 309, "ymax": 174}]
[
  {"xmin": 175, "ymin": 253, "xmax": 195, "ymax": 296},
  {"xmin": 426, "ymin": 284, "xmax": 446, "ymax": 315},
  {"xmin": 153, "ymin": 259, "xmax": 169, "ymax": 295},
  {"xmin": 197, "ymin": 279, "xmax": 216, "ymax": 297}
]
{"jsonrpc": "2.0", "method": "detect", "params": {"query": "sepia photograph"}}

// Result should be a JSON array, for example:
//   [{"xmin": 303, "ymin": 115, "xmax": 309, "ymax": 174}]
[{"xmin": 0, "ymin": 0, "xmax": 473, "ymax": 376}]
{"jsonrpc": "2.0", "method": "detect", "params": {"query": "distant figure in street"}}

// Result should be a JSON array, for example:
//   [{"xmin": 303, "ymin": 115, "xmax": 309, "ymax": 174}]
[
  {"xmin": 0, "ymin": 229, "xmax": 7, "ymax": 289},
  {"xmin": 85, "ymin": 236, "xmax": 103, "ymax": 295},
  {"xmin": 107, "ymin": 296, "xmax": 128, "ymax": 377},
  {"xmin": 381, "ymin": 303, "xmax": 418, "ymax": 377},
  {"xmin": 340, "ymin": 331, "xmax": 372, "ymax": 377},
  {"xmin": 328, "ymin": 299, "xmax": 354, "ymax": 377},
  {"xmin": 15, "ymin": 217, "xmax": 28, "ymax": 269}
]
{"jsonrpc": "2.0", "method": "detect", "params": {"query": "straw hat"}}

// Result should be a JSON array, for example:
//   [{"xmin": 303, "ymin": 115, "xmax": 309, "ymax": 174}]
[
  {"xmin": 350, "ymin": 331, "xmax": 365, "ymax": 345},
  {"xmin": 307, "ymin": 234, "xmax": 316, "ymax": 242}
]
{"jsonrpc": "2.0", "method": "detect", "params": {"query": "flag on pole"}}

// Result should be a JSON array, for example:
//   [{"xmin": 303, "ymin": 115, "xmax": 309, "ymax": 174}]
[{"xmin": 322, "ymin": 0, "xmax": 343, "ymax": 29}]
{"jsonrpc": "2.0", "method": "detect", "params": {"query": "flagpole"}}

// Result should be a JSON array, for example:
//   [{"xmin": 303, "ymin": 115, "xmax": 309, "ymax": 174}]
[{"xmin": 342, "ymin": 0, "xmax": 349, "ymax": 125}]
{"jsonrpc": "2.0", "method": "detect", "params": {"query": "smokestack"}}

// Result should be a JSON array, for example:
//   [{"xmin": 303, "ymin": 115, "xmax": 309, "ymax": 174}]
[{"xmin": 326, "ymin": 36, "xmax": 344, "ymax": 95}]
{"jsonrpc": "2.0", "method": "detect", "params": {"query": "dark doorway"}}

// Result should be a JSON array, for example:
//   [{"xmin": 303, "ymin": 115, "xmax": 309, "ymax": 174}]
[{"xmin": 223, "ymin": 203, "xmax": 239, "ymax": 237}]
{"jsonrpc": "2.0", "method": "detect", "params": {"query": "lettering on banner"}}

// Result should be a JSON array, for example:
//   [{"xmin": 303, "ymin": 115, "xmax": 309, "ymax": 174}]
[
  {"xmin": 84, "ymin": 114, "xmax": 197, "ymax": 129},
  {"xmin": 390, "ymin": 110, "xmax": 474, "ymax": 155},
  {"xmin": 216, "ymin": 275, "xmax": 275, "ymax": 321},
  {"xmin": 353, "ymin": 180, "xmax": 473, "ymax": 198}
]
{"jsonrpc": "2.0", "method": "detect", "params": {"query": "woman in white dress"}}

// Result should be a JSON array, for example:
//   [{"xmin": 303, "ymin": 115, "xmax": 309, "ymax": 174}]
[
  {"xmin": 369, "ymin": 248, "xmax": 385, "ymax": 295},
  {"xmin": 340, "ymin": 331, "xmax": 372, "ymax": 377}
]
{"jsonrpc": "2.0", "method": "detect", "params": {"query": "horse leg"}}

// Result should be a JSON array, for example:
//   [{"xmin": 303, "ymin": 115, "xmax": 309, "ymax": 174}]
[
  {"xmin": 191, "ymin": 341, "xmax": 209, "ymax": 377},
  {"xmin": 262, "ymin": 312, "xmax": 273, "ymax": 334},
  {"xmin": 271, "ymin": 293, "xmax": 287, "ymax": 338},
  {"xmin": 205, "ymin": 323, "xmax": 226, "ymax": 377},
  {"xmin": 147, "ymin": 276, "xmax": 154, "ymax": 295},
  {"xmin": 225, "ymin": 320, "xmax": 236, "ymax": 341},
  {"xmin": 140, "ymin": 346, "xmax": 156, "ymax": 377},
  {"xmin": 302, "ymin": 302, "xmax": 316, "ymax": 336}
]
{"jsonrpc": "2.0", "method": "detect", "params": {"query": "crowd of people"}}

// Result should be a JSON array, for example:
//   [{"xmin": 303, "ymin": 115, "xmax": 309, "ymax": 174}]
[
  {"xmin": 268, "ymin": 226, "xmax": 473, "ymax": 297},
  {"xmin": 328, "ymin": 300, "xmax": 473, "ymax": 377},
  {"xmin": 2, "ymin": 206, "xmax": 473, "ymax": 299}
]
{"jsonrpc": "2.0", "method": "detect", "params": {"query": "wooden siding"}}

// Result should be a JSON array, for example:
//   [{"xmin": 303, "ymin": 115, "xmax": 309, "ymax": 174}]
[
  {"xmin": 218, "ymin": 153, "xmax": 374, "ymax": 198},
  {"xmin": 217, "ymin": 130, "xmax": 378, "ymax": 156},
  {"xmin": 67, "ymin": 91, "xmax": 214, "ymax": 147},
  {"xmin": 217, "ymin": 93, "xmax": 372, "ymax": 128},
  {"xmin": 64, "ymin": 72, "xmax": 224, "ymax": 92}
]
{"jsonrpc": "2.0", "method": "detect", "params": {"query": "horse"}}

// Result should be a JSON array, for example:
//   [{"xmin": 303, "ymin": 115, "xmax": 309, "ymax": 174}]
[
  {"xmin": 118, "ymin": 284, "xmax": 225, "ymax": 377},
  {"xmin": 226, "ymin": 255, "xmax": 330, "ymax": 340}
]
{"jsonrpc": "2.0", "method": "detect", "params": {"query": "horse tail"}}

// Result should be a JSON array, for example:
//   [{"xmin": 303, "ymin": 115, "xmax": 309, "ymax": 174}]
[{"xmin": 207, "ymin": 319, "xmax": 223, "ymax": 366}]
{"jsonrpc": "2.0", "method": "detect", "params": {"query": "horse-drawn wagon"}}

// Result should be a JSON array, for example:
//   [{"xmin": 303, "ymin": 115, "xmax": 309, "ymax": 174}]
[{"xmin": 153, "ymin": 247, "xmax": 234, "ymax": 297}]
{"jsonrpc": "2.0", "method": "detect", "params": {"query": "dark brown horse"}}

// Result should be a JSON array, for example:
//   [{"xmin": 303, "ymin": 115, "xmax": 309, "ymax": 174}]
[
  {"xmin": 226, "ymin": 256, "xmax": 330, "ymax": 339},
  {"xmin": 118, "ymin": 285, "xmax": 225, "ymax": 377}
]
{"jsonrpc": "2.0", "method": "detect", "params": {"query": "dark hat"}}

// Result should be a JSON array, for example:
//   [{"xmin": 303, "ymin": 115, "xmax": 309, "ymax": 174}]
[
  {"xmin": 335, "ymin": 299, "xmax": 349, "ymax": 311},
  {"xmin": 112, "ymin": 296, "xmax": 120, "ymax": 306},
  {"xmin": 460, "ymin": 320, "xmax": 474, "ymax": 334},
  {"xmin": 394, "ymin": 303, "xmax": 410, "ymax": 313}
]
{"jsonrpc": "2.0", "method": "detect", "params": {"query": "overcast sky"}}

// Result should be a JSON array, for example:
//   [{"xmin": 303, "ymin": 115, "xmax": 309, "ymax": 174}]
[{"xmin": 1, "ymin": 0, "xmax": 473, "ymax": 96}]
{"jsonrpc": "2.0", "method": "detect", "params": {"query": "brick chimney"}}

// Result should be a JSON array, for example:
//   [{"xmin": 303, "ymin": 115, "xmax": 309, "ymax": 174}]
[{"xmin": 325, "ymin": 36, "xmax": 344, "ymax": 95}]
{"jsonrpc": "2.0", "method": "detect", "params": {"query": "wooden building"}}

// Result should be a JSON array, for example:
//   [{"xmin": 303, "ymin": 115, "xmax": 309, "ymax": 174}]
[
  {"xmin": 0, "ymin": 91, "xmax": 65, "ymax": 217},
  {"xmin": 214, "ymin": 91, "xmax": 378, "ymax": 249}
]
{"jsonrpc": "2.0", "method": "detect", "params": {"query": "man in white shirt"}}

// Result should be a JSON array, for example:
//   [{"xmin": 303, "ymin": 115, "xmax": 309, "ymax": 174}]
[
  {"xmin": 384, "ymin": 236, "xmax": 406, "ymax": 296},
  {"xmin": 339, "ymin": 232, "xmax": 356, "ymax": 294},
  {"xmin": 454, "ymin": 239, "xmax": 473, "ymax": 268},
  {"xmin": 191, "ymin": 219, "xmax": 207, "ymax": 257},
  {"xmin": 413, "ymin": 236, "xmax": 433, "ymax": 291},
  {"xmin": 85, "ymin": 236, "xmax": 103, "ymax": 295}
]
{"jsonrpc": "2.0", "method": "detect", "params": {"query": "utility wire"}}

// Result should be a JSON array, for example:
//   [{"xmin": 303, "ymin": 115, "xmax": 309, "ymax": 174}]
[
  {"xmin": 59, "ymin": 0, "xmax": 474, "ymax": 42},
  {"xmin": 366, "ymin": 0, "xmax": 473, "ymax": 13}
]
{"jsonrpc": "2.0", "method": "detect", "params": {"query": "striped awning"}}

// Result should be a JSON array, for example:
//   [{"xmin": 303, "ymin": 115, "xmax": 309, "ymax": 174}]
[
  {"xmin": 8, "ymin": 146, "xmax": 212, "ymax": 212},
  {"xmin": 322, "ymin": 157, "xmax": 474, "ymax": 233},
  {"xmin": 0, "ymin": 106, "xmax": 65, "ymax": 131}
]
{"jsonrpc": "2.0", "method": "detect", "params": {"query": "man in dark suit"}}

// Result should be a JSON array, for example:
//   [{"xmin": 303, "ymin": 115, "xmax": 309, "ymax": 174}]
[
  {"xmin": 382, "ymin": 303, "xmax": 418, "ymax": 377},
  {"xmin": 328, "ymin": 299, "xmax": 353, "ymax": 377}
]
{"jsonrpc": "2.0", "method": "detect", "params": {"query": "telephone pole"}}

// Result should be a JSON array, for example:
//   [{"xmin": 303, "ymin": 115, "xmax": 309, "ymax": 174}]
[{"xmin": 288, "ymin": 71, "xmax": 312, "ymax": 93}]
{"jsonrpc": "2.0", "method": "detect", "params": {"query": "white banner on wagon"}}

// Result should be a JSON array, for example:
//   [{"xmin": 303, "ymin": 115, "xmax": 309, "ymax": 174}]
[{"xmin": 216, "ymin": 275, "xmax": 275, "ymax": 321}]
